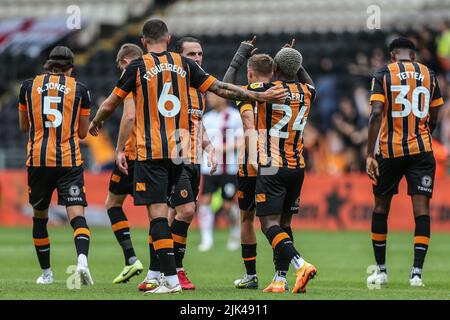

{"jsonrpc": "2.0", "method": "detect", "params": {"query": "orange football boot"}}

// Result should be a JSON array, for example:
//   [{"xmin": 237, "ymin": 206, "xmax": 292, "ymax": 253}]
[
  {"xmin": 292, "ymin": 262, "xmax": 317, "ymax": 294},
  {"xmin": 263, "ymin": 280, "xmax": 287, "ymax": 293}
]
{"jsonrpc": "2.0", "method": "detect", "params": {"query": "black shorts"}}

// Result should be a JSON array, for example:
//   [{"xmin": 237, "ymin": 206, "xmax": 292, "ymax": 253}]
[
  {"xmin": 237, "ymin": 176, "xmax": 256, "ymax": 212},
  {"xmin": 255, "ymin": 167, "xmax": 304, "ymax": 217},
  {"xmin": 202, "ymin": 174, "xmax": 238, "ymax": 201},
  {"xmin": 108, "ymin": 159, "xmax": 135, "ymax": 196},
  {"xmin": 133, "ymin": 159, "xmax": 183, "ymax": 206},
  {"xmin": 27, "ymin": 166, "xmax": 87, "ymax": 210},
  {"xmin": 373, "ymin": 151, "xmax": 436, "ymax": 198},
  {"xmin": 169, "ymin": 164, "xmax": 201, "ymax": 208}
]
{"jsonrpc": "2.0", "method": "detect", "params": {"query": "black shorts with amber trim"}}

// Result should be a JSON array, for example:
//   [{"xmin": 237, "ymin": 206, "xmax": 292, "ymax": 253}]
[
  {"xmin": 133, "ymin": 159, "xmax": 184, "ymax": 206},
  {"xmin": 237, "ymin": 176, "xmax": 257, "ymax": 212},
  {"xmin": 169, "ymin": 164, "xmax": 201, "ymax": 208},
  {"xmin": 255, "ymin": 166, "xmax": 304, "ymax": 217},
  {"xmin": 28, "ymin": 166, "xmax": 87, "ymax": 210},
  {"xmin": 109, "ymin": 159, "xmax": 135, "ymax": 196}
]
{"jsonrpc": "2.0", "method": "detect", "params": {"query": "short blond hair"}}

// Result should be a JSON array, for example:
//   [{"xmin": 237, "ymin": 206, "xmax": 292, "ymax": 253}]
[
  {"xmin": 274, "ymin": 48, "xmax": 303, "ymax": 78},
  {"xmin": 247, "ymin": 54, "xmax": 273, "ymax": 77},
  {"xmin": 116, "ymin": 43, "xmax": 143, "ymax": 65}
]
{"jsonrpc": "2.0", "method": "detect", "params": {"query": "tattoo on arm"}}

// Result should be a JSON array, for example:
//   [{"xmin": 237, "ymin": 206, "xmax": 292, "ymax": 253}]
[{"xmin": 209, "ymin": 80, "xmax": 262, "ymax": 102}]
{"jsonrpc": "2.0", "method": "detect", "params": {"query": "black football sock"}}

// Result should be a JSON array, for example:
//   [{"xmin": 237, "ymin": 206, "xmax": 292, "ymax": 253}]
[
  {"xmin": 171, "ymin": 219, "xmax": 190, "ymax": 270},
  {"xmin": 33, "ymin": 217, "xmax": 50, "ymax": 270},
  {"xmin": 273, "ymin": 226, "xmax": 293, "ymax": 273},
  {"xmin": 413, "ymin": 215, "xmax": 430, "ymax": 273},
  {"xmin": 282, "ymin": 226, "xmax": 294, "ymax": 243},
  {"xmin": 148, "ymin": 227, "xmax": 160, "ymax": 272},
  {"xmin": 371, "ymin": 212, "xmax": 388, "ymax": 271},
  {"xmin": 241, "ymin": 243, "xmax": 257, "ymax": 276},
  {"xmin": 150, "ymin": 217, "xmax": 177, "ymax": 277},
  {"xmin": 70, "ymin": 216, "xmax": 90, "ymax": 257},
  {"xmin": 265, "ymin": 225, "xmax": 299, "ymax": 272},
  {"xmin": 107, "ymin": 207, "xmax": 136, "ymax": 265}
]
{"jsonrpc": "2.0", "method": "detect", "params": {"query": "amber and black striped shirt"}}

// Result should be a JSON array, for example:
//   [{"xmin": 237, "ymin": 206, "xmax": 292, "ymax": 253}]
[
  {"xmin": 18, "ymin": 74, "xmax": 91, "ymax": 167},
  {"xmin": 112, "ymin": 51, "xmax": 216, "ymax": 161},
  {"xmin": 236, "ymin": 83, "xmax": 259, "ymax": 177},
  {"xmin": 123, "ymin": 93, "xmax": 137, "ymax": 161},
  {"xmin": 255, "ymin": 80, "xmax": 315, "ymax": 168},
  {"xmin": 187, "ymin": 87, "xmax": 206, "ymax": 164},
  {"xmin": 370, "ymin": 61, "xmax": 444, "ymax": 158}
]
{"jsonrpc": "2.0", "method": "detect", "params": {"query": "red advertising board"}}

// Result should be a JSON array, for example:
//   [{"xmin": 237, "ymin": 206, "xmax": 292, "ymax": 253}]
[{"xmin": 1, "ymin": 170, "xmax": 450, "ymax": 231}]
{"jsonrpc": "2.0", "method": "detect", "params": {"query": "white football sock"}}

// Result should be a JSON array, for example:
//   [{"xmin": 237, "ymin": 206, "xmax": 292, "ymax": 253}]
[
  {"xmin": 42, "ymin": 268, "xmax": 52, "ymax": 276},
  {"xmin": 165, "ymin": 274, "xmax": 180, "ymax": 288},
  {"xmin": 290, "ymin": 255, "xmax": 305, "ymax": 271},
  {"xmin": 77, "ymin": 254, "xmax": 88, "ymax": 267},
  {"xmin": 199, "ymin": 204, "xmax": 214, "ymax": 245},
  {"xmin": 273, "ymin": 271, "xmax": 287, "ymax": 282},
  {"xmin": 147, "ymin": 270, "xmax": 161, "ymax": 280}
]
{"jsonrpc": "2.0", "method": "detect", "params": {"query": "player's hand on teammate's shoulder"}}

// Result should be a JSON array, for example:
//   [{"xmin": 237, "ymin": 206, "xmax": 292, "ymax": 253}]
[
  {"xmin": 366, "ymin": 155, "xmax": 379, "ymax": 182},
  {"xmin": 260, "ymin": 85, "xmax": 289, "ymax": 104}
]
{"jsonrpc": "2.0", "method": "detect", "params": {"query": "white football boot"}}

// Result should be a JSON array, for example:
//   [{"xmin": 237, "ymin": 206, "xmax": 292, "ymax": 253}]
[
  {"xmin": 77, "ymin": 254, "xmax": 94, "ymax": 285},
  {"xmin": 367, "ymin": 266, "xmax": 388, "ymax": 286},
  {"xmin": 144, "ymin": 280, "xmax": 182, "ymax": 294},
  {"xmin": 36, "ymin": 269, "xmax": 54, "ymax": 284}
]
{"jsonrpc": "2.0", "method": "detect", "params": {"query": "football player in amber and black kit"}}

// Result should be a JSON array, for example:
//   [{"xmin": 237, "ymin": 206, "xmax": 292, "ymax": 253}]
[
  {"xmin": 89, "ymin": 19, "xmax": 288, "ymax": 294},
  {"xmin": 366, "ymin": 38, "xmax": 444, "ymax": 287},
  {"xmin": 19, "ymin": 46, "xmax": 94, "ymax": 286}
]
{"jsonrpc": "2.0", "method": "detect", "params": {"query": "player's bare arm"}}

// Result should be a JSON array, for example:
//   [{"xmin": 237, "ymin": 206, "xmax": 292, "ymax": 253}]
[
  {"xmin": 297, "ymin": 66, "xmax": 315, "ymax": 87},
  {"xmin": 18, "ymin": 110, "xmax": 29, "ymax": 133},
  {"xmin": 202, "ymin": 124, "xmax": 218, "ymax": 175},
  {"xmin": 89, "ymin": 93, "xmax": 124, "ymax": 136},
  {"xmin": 241, "ymin": 109, "xmax": 258, "ymax": 168},
  {"xmin": 115, "ymin": 98, "xmax": 136, "ymax": 175},
  {"xmin": 429, "ymin": 107, "xmax": 441, "ymax": 134},
  {"xmin": 78, "ymin": 116, "xmax": 90, "ymax": 139},
  {"xmin": 283, "ymin": 38, "xmax": 315, "ymax": 87},
  {"xmin": 223, "ymin": 36, "xmax": 257, "ymax": 84},
  {"xmin": 366, "ymin": 101, "xmax": 384, "ymax": 181},
  {"xmin": 208, "ymin": 80, "xmax": 287, "ymax": 104}
]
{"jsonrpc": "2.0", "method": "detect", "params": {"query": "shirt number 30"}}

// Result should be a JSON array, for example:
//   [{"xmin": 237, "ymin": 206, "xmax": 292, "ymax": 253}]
[{"xmin": 391, "ymin": 85, "xmax": 430, "ymax": 119}]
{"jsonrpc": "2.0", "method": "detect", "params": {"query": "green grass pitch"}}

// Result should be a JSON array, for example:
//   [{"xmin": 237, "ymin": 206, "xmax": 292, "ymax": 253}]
[{"xmin": 1, "ymin": 227, "xmax": 449, "ymax": 300}]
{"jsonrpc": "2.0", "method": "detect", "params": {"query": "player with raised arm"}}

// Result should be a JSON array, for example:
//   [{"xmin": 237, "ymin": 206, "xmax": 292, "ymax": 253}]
[
  {"xmin": 88, "ymin": 19, "xmax": 288, "ymax": 294},
  {"xmin": 137, "ymin": 37, "xmax": 217, "ymax": 291},
  {"xmin": 106, "ymin": 43, "xmax": 144, "ymax": 284},
  {"xmin": 222, "ymin": 36, "xmax": 275, "ymax": 289},
  {"xmin": 248, "ymin": 43, "xmax": 317, "ymax": 294},
  {"xmin": 18, "ymin": 46, "xmax": 94, "ymax": 286},
  {"xmin": 366, "ymin": 38, "xmax": 444, "ymax": 287}
]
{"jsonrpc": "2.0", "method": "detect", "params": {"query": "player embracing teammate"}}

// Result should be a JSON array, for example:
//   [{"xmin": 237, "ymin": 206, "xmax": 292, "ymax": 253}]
[
  {"xmin": 223, "ymin": 38, "xmax": 318, "ymax": 293},
  {"xmin": 89, "ymin": 19, "xmax": 288, "ymax": 294}
]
